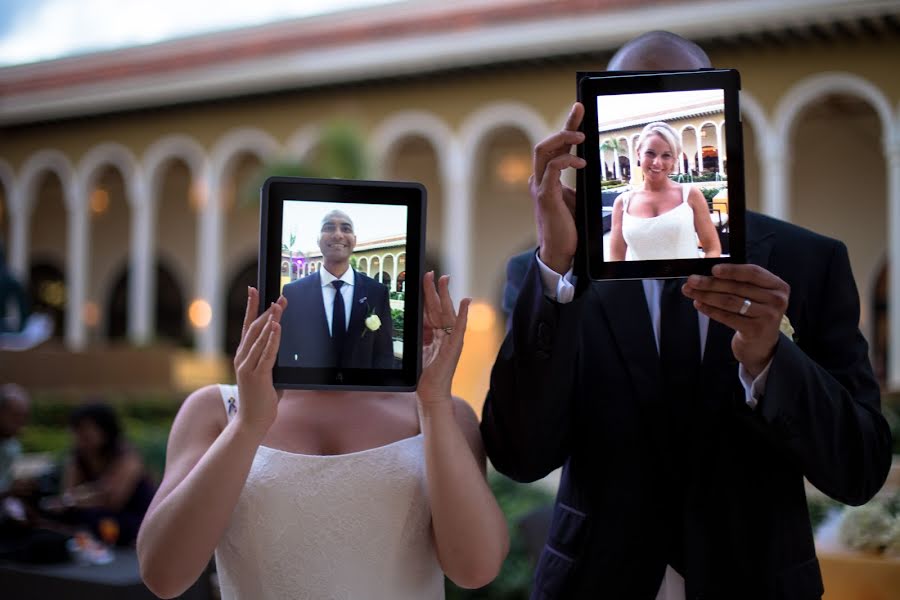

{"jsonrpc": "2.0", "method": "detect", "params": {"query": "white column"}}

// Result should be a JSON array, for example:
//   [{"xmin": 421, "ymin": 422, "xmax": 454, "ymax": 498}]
[
  {"xmin": 197, "ymin": 169, "xmax": 221, "ymax": 356},
  {"xmin": 887, "ymin": 141, "xmax": 900, "ymax": 390},
  {"xmin": 600, "ymin": 147, "xmax": 607, "ymax": 182},
  {"xmin": 628, "ymin": 139, "xmax": 637, "ymax": 185},
  {"xmin": 695, "ymin": 128, "xmax": 704, "ymax": 173},
  {"xmin": 392, "ymin": 254, "xmax": 398, "ymax": 292},
  {"xmin": 65, "ymin": 192, "xmax": 89, "ymax": 350},
  {"xmin": 613, "ymin": 147, "xmax": 622, "ymax": 180},
  {"xmin": 129, "ymin": 178, "xmax": 154, "ymax": 345},
  {"xmin": 716, "ymin": 123, "xmax": 726, "ymax": 175},
  {"xmin": 444, "ymin": 149, "xmax": 471, "ymax": 300},
  {"xmin": 8, "ymin": 186, "xmax": 28, "ymax": 281},
  {"xmin": 760, "ymin": 141, "xmax": 789, "ymax": 221}
]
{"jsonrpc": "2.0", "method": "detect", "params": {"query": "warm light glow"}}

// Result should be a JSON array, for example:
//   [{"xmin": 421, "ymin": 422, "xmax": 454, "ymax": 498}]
[
  {"xmin": 189, "ymin": 299, "xmax": 213, "ymax": 329},
  {"xmin": 496, "ymin": 154, "xmax": 531, "ymax": 186},
  {"xmin": 39, "ymin": 281, "xmax": 66, "ymax": 308},
  {"xmin": 466, "ymin": 300, "xmax": 497, "ymax": 333},
  {"xmin": 90, "ymin": 188, "xmax": 109, "ymax": 214},
  {"xmin": 82, "ymin": 302, "xmax": 100, "ymax": 327},
  {"xmin": 189, "ymin": 180, "xmax": 207, "ymax": 212}
]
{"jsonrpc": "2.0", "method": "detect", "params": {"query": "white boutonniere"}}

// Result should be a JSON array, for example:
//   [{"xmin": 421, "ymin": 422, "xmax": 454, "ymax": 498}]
[
  {"xmin": 365, "ymin": 314, "xmax": 382, "ymax": 332},
  {"xmin": 779, "ymin": 314, "xmax": 797, "ymax": 342},
  {"xmin": 360, "ymin": 297, "xmax": 381, "ymax": 336}
]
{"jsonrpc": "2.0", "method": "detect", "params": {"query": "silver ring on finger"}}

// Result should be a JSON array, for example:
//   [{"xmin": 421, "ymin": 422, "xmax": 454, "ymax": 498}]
[
  {"xmin": 739, "ymin": 298, "xmax": 752, "ymax": 316},
  {"xmin": 442, "ymin": 326, "xmax": 454, "ymax": 334}
]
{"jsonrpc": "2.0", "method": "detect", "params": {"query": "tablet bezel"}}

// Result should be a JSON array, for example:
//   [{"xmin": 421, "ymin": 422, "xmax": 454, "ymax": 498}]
[
  {"xmin": 259, "ymin": 176, "xmax": 425, "ymax": 391},
  {"xmin": 576, "ymin": 69, "xmax": 746, "ymax": 280}
]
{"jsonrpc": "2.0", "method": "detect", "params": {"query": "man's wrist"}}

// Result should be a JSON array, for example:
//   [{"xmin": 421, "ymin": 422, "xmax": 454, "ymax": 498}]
[{"xmin": 539, "ymin": 246, "xmax": 573, "ymax": 276}]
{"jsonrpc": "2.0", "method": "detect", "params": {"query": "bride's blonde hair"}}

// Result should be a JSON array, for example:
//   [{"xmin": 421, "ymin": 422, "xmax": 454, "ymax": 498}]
[{"xmin": 636, "ymin": 122, "xmax": 682, "ymax": 162}]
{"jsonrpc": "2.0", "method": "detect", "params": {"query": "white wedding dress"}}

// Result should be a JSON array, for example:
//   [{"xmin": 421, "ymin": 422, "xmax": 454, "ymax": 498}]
[
  {"xmin": 213, "ymin": 385, "xmax": 445, "ymax": 600},
  {"xmin": 622, "ymin": 184, "xmax": 700, "ymax": 260}
]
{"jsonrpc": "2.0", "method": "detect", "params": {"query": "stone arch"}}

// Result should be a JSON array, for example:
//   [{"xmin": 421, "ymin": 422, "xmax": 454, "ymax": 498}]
[
  {"xmin": 18, "ymin": 150, "xmax": 77, "ymax": 215},
  {"xmin": 461, "ymin": 104, "xmax": 547, "ymax": 303},
  {"xmin": 77, "ymin": 142, "xmax": 142, "ymax": 210},
  {"xmin": 286, "ymin": 124, "xmax": 322, "ymax": 162}
]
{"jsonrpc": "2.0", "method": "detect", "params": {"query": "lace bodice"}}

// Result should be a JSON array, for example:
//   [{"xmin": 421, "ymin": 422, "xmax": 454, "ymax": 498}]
[
  {"xmin": 213, "ymin": 385, "xmax": 444, "ymax": 600},
  {"xmin": 622, "ymin": 184, "xmax": 700, "ymax": 261}
]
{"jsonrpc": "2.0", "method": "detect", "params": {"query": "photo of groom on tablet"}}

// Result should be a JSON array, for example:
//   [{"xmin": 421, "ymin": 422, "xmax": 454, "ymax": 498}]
[
  {"xmin": 259, "ymin": 177, "xmax": 425, "ymax": 390},
  {"xmin": 277, "ymin": 202, "xmax": 402, "ymax": 369}
]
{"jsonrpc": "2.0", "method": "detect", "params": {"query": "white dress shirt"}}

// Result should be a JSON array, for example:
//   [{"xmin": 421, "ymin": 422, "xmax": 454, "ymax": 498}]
[
  {"xmin": 318, "ymin": 267, "xmax": 355, "ymax": 336},
  {"xmin": 535, "ymin": 254, "xmax": 772, "ymax": 600}
]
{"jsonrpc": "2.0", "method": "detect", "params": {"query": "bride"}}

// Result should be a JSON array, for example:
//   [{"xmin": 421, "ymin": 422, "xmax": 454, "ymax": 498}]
[{"xmin": 137, "ymin": 272, "xmax": 509, "ymax": 599}]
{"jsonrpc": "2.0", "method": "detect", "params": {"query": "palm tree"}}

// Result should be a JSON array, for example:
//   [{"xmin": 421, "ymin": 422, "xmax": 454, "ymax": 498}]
[
  {"xmin": 241, "ymin": 121, "xmax": 369, "ymax": 207},
  {"xmin": 599, "ymin": 138, "xmax": 625, "ymax": 180}
]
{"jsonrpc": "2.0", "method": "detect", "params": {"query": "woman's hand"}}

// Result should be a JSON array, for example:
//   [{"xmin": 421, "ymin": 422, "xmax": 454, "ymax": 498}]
[
  {"xmin": 418, "ymin": 272, "xmax": 470, "ymax": 407},
  {"xmin": 234, "ymin": 287, "xmax": 286, "ymax": 437}
]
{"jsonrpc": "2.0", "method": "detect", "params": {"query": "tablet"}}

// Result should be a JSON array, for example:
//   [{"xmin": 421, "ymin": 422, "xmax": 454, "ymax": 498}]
[
  {"xmin": 576, "ymin": 69, "xmax": 746, "ymax": 280},
  {"xmin": 259, "ymin": 177, "xmax": 425, "ymax": 390}
]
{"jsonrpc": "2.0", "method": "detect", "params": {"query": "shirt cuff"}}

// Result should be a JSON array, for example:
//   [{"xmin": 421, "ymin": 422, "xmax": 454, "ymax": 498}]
[
  {"xmin": 535, "ymin": 252, "xmax": 576, "ymax": 303},
  {"xmin": 738, "ymin": 359, "xmax": 773, "ymax": 409}
]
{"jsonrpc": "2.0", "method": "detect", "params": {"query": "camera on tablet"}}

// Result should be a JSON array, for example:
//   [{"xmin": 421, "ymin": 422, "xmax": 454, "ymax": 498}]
[
  {"xmin": 575, "ymin": 69, "xmax": 746, "ymax": 280},
  {"xmin": 259, "ymin": 177, "xmax": 425, "ymax": 390}
]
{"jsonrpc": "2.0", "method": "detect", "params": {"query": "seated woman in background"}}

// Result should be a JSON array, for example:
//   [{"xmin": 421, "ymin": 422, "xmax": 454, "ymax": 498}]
[{"xmin": 47, "ymin": 403, "xmax": 155, "ymax": 546}]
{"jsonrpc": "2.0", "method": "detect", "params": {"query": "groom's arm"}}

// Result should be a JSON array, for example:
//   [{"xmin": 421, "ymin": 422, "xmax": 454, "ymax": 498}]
[
  {"xmin": 744, "ymin": 241, "xmax": 892, "ymax": 505},
  {"xmin": 481, "ymin": 253, "xmax": 583, "ymax": 483}
]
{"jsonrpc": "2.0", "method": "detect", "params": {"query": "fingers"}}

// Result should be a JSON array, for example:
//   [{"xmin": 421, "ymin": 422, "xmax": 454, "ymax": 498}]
[
  {"xmin": 241, "ymin": 287, "xmax": 259, "ymax": 341},
  {"xmin": 710, "ymin": 263, "xmax": 788, "ymax": 290},
  {"xmin": 256, "ymin": 317, "xmax": 282, "ymax": 372},
  {"xmin": 422, "ymin": 271, "xmax": 442, "ymax": 330},
  {"xmin": 684, "ymin": 267, "xmax": 790, "ymax": 320},
  {"xmin": 240, "ymin": 302, "xmax": 284, "ymax": 373},
  {"xmin": 235, "ymin": 296, "xmax": 286, "ymax": 367},
  {"xmin": 533, "ymin": 103, "xmax": 585, "ymax": 187},
  {"xmin": 437, "ymin": 275, "xmax": 457, "ymax": 325},
  {"xmin": 563, "ymin": 102, "xmax": 585, "ymax": 132}
]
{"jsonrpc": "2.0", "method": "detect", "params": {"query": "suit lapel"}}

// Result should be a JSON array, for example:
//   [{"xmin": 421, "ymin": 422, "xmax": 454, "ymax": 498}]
[
  {"xmin": 594, "ymin": 280, "xmax": 662, "ymax": 413},
  {"xmin": 309, "ymin": 272, "xmax": 331, "ymax": 344}
]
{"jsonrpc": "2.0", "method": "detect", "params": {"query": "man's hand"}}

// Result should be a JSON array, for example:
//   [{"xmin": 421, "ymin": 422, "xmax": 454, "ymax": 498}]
[
  {"xmin": 532, "ymin": 102, "xmax": 586, "ymax": 274},
  {"xmin": 682, "ymin": 264, "xmax": 791, "ymax": 378}
]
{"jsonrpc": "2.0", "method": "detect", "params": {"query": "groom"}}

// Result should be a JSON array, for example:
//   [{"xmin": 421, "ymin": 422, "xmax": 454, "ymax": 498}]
[
  {"xmin": 482, "ymin": 31, "xmax": 893, "ymax": 599},
  {"xmin": 278, "ymin": 209, "xmax": 394, "ymax": 369}
]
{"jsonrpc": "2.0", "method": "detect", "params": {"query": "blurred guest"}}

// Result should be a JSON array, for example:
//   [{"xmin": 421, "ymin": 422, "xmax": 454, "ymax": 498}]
[
  {"xmin": 0, "ymin": 384, "xmax": 70, "ymax": 564},
  {"xmin": 48, "ymin": 403, "xmax": 155, "ymax": 546},
  {"xmin": 0, "ymin": 384, "xmax": 30, "ymax": 499}
]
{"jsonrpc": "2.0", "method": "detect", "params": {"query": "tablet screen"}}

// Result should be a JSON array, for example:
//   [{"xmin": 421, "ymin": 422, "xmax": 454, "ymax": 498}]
[
  {"xmin": 577, "ymin": 70, "xmax": 745, "ymax": 280},
  {"xmin": 260, "ymin": 177, "xmax": 424, "ymax": 390}
]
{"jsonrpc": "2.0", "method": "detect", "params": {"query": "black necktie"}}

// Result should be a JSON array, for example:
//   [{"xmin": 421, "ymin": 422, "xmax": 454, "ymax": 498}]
[
  {"xmin": 658, "ymin": 277, "xmax": 700, "ymax": 576},
  {"xmin": 331, "ymin": 280, "xmax": 346, "ymax": 364}
]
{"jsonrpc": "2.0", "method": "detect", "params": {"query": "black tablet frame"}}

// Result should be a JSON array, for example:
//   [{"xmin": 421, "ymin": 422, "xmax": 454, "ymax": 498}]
[
  {"xmin": 259, "ymin": 176, "xmax": 425, "ymax": 390},
  {"xmin": 576, "ymin": 69, "xmax": 746, "ymax": 280}
]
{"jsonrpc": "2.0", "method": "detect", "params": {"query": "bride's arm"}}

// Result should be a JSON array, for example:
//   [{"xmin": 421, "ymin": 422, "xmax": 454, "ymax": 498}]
[
  {"xmin": 418, "ymin": 272, "xmax": 509, "ymax": 589},
  {"xmin": 137, "ymin": 290, "xmax": 285, "ymax": 599},
  {"xmin": 421, "ymin": 396, "xmax": 509, "ymax": 589}
]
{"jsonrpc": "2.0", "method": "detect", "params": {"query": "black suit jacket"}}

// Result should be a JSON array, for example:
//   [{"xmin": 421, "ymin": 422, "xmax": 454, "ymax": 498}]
[
  {"xmin": 278, "ymin": 270, "xmax": 394, "ymax": 369},
  {"xmin": 482, "ymin": 212, "xmax": 893, "ymax": 599}
]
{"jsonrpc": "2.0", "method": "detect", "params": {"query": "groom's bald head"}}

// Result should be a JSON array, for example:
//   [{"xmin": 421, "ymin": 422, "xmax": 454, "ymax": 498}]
[{"xmin": 607, "ymin": 31, "xmax": 711, "ymax": 71}]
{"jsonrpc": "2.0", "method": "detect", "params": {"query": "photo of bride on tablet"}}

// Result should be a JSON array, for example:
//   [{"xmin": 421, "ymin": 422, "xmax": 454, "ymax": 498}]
[{"xmin": 598, "ymin": 89, "xmax": 731, "ymax": 262}]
